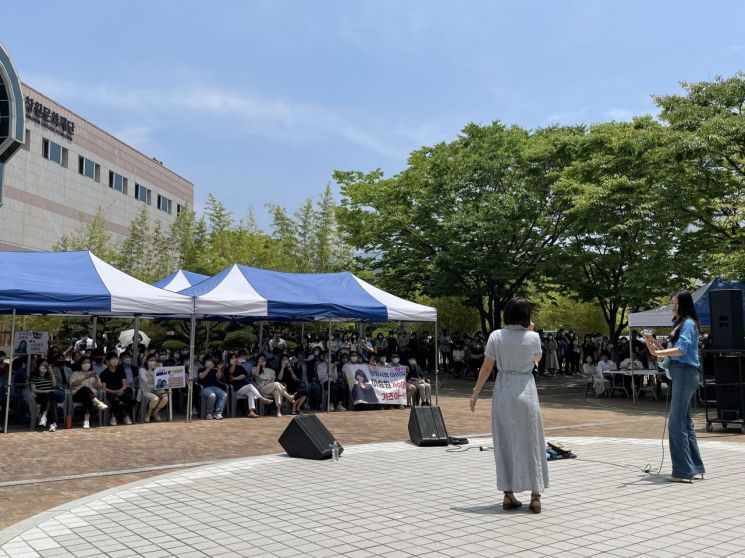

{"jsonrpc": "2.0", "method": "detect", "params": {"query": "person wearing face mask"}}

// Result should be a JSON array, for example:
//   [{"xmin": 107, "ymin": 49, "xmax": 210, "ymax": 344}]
[
  {"xmin": 119, "ymin": 351, "xmax": 138, "ymax": 386},
  {"xmin": 91, "ymin": 349, "xmax": 107, "ymax": 374},
  {"xmin": 226, "ymin": 352, "xmax": 272, "ymax": 418},
  {"xmin": 69, "ymin": 357, "xmax": 108, "ymax": 429},
  {"xmin": 339, "ymin": 333, "xmax": 351, "ymax": 355},
  {"xmin": 316, "ymin": 351, "xmax": 346, "ymax": 411},
  {"xmin": 294, "ymin": 348, "xmax": 321, "ymax": 410},
  {"xmin": 171, "ymin": 350, "xmax": 184, "ymax": 365},
  {"xmin": 254, "ymin": 355, "xmax": 294, "ymax": 417},
  {"xmin": 407, "ymin": 356, "xmax": 431, "ymax": 406},
  {"xmin": 31, "ymin": 358, "xmax": 63, "ymax": 432},
  {"xmin": 198, "ymin": 355, "xmax": 228, "ymax": 420},
  {"xmin": 139, "ymin": 353, "xmax": 169, "ymax": 422},
  {"xmin": 277, "ymin": 354, "xmax": 307, "ymax": 415},
  {"xmin": 100, "ymin": 351, "xmax": 134, "ymax": 425},
  {"xmin": 327, "ymin": 332, "xmax": 340, "ymax": 355},
  {"xmin": 374, "ymin": 333, "xmax": 388, "ymax": 359},
  {"xmin": 157, "ymin": 349, "xmax": 174, "ymax": 367}
]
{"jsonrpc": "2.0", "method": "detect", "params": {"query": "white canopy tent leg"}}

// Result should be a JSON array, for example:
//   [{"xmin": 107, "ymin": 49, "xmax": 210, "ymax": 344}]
[
  {"xmin": 327, "ymin": 320, "xmax": 332, "ymax": 414},
  {"xmin": 2, "ymin": 309, "xmax": 16, "ymax": 434},
  {"xmin": 92, "ymin": 316, "xmax": 98, "ymax": 349},
  {"xmin": 132, "ymin": 316, "xmax": 140, "ymax": 371},
  {"xmin": 259, "ymin": 322, "xmax": 264, "ymax": 352},
  {"xmin": 186, "ymin": 311, "xmax": 197, "ymax": 423}
]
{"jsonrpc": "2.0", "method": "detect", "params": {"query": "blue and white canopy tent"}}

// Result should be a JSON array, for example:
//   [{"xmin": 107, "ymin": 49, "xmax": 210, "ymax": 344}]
[
  {"xmin": 0, "ymin": 250, "xmax": 194, "ymax": 432},
  {"xmin": 153, "ymin": 270, "xmax": 210, "ymax": 292},
  {"xmin": 180, "ymin": 264, "xmax": 437, "ymax": 322},
  {"xmin": 628, "ymin": 278, "xmax": 745, "ymax": 328},
  {"xmin": 179, "ymin": 263, "xmax": 438, "ymax": 412}
]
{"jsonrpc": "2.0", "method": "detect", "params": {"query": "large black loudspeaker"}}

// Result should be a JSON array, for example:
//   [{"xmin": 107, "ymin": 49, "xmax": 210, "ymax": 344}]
[
  {"xmin": 408, "ymin": 406, "xmax": 449, "ymax": 446},
  {"xmin": 710, "ymin": 290, "xmax": 745, "ymax": 350},
  {"xmin": 278, "ymin": 415, "xmax": 343, "ymax": 460},
  {"xmin": 712, "ymin": 356, "xmax": 745, "ymax": 421}
]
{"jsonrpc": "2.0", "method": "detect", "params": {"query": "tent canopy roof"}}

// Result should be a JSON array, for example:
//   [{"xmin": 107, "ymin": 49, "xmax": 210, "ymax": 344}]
[
  {"xmin": 181, "ymin": 264, "xmax": 437, "ymax": 322},
  {"xmin": 628, "ymin": 278, "xmax": 745, "ymax": 328},
  {"xmin": 153, "ymin": 270, "xmax": 210, "ymax": 292},
  {"xmin": 0, "ymin": 251, "xmax": 193, "ymax": 316}
]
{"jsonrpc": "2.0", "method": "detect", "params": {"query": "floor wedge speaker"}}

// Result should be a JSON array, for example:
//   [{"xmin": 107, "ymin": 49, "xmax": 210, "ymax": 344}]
[
  {"xmin": 278, "ymin": 414, "xmax": 343, "ymax": 460},
  {"xmin": 409, "ymin": 406, "xmax": 449, "ymax": 446}
]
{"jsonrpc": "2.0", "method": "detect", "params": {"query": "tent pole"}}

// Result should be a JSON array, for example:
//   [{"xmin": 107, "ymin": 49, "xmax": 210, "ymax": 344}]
[
  {"xmin": 132, "ymin": 316, "xmax": 140, "ymax": 372},
  {"xmin": 259, "ymin": 321, "xmax": 264, "ymax": 352},
  {"xmin": 92, "ymin": 316, "xmax": 98, "ymax": 349},
  {"xmin": 186, "ymin": 311, "xmax": 197, "ymax": 423},
  {"xmin": 434, "ymin": 320, "xmax": 439, "ymax": 406},
  {"xmin": 327, "ymin": 320, "xmax": 332, "ymax": 414},
  {"xmin": 3, "ymin": 309, "xmax": 16, "ymax": 434},
  {"xmin": 204, "ymin": 322, "xmax": 210, "ymax": 353}
]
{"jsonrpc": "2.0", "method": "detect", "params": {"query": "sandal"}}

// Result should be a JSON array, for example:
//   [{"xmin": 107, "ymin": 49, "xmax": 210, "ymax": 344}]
[
  {"xmin": 529, "ymin": 493, "xmax": 541, "ymax": 514},
  {"xmin": 502, "ymin": 491, "xmax": 522, "ymax": 510}
]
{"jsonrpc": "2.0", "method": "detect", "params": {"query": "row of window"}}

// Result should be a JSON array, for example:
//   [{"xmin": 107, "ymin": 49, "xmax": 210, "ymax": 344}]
[{"xmin": 37, "ymin": 132, "xmax": 182, "ymax": 215}]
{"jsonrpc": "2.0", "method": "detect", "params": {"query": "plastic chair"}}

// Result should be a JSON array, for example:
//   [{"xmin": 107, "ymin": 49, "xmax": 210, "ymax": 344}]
[{"xmin": 28, "ymin": 390, "xmax": 69, "ymax": 429}]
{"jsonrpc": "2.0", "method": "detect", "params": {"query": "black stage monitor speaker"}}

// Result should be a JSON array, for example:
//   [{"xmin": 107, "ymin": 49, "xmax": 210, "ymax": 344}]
[
  {"xmin": 710, "ymin": 290, "xmax": 745, "ymax": 350},
  {"xmin": 409, "ymin": 406, "xmax": 449, "ymax": 447},
  {"xmin": 278, "ymin": 414, "xmax": 343, "ymax": 460}
]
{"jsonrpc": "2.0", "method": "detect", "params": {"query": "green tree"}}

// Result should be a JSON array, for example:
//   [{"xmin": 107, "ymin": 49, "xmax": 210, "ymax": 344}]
[
  {"xmin": 654, "ymin": 73, "xmax": 745, "ymax": 278},
  {"xmin": 53, "ymin": 207, "xmax": 115, "ymax": 260},
  {"xmin": 336, "ymin": 122, "xmax": 582, "ymax": 336},
  {"xmin": 555, "ymin": 118, "xmax": 694, "ymax": 343},
  {"xmin": 117, "ymin": 206, "xmax": 151, "ymax": 280}
]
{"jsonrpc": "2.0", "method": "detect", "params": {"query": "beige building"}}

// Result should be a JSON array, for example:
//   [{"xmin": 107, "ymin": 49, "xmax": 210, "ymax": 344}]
[{"xmin": 0, "ymin": 83, "xmax": 193, "ymax": 251}]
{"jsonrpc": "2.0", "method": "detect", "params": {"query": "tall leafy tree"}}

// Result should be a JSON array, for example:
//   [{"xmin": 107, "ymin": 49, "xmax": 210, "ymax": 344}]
[
  {"xmin": 654, "ymin": 73, "xmax": 745, "ymax": 278},
  {"xmin": 555, "ymin": 118, "xmax": 694, "ymax": 342},
  {"xmin": 336, "ymin": 122, "xmax": 582, "ymax": 335},
  {"xmin": 53, "ymin": 207, "xmax": 115, "ymax": 260}
]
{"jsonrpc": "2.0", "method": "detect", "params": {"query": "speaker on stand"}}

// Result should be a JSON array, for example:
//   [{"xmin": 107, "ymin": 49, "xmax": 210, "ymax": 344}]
[{"xmin": 709, "ymin": 289, "xmax": 745, "ymax": 350}]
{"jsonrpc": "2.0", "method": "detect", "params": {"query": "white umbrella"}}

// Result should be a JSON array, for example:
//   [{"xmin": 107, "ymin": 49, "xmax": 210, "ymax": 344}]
[{"xmin": 118, "ymin": 329, "xmax": 151, "ymax": 348}]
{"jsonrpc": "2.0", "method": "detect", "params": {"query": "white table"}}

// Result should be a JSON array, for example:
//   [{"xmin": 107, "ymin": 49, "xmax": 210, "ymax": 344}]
[{"xmin": 603, "ymin": 369, "xmax": 666, "ymax": 402}]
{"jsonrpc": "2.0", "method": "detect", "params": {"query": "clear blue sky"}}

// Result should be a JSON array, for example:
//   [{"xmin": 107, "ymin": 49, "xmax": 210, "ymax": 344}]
[{"xmin": 3, "ymin": 1, "xmax": 744, "ymax": 228}]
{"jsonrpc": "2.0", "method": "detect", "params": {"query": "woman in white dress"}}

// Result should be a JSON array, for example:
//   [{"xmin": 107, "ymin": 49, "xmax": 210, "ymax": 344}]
[{"xmin": 470, "ymin": 297, "xmax": 549, "ymax": 513}]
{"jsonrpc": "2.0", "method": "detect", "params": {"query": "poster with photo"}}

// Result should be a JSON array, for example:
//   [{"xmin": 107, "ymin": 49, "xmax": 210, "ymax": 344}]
[
  {"xmin": 342, "ymin": 364, "xmax": 407, "ymax": 406},
  {"xmin": 154, "ymin": 366, "xmax": 186, "ymax": 390},
  {"xmin": 13, "ymin": 331, "xmax": 49, "ymax": 355}
]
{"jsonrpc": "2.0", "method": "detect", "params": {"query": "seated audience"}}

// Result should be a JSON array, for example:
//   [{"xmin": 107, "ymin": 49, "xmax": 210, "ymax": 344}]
[
  {"xmin": 254, "ymin": 354, "xmax": 294, "ymax": 417},
  {"xmin": 139, "ymin": 354, "xmax": 169, "ymax": 422},
  {"xmin": 69, "ymin": 357, "xmax": 108, "ymax": 429},
  {"xmin": 100, "ymin": 351, "xmax": 134, "ymax": 425},
  {"xmin": 198, "ymin": 354, "xmax": 228, "ymax": 420},
  {"xmin": 226, "ymin": 352, "xmax": 271, "ymax": 418}
]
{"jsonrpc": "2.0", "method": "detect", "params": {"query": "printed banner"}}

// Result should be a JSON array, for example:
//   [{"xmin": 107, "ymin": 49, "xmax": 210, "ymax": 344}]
[
  {"xmin": 154, "ymin": 366, "xmax": 186, "ymax": 390},
  {"xmin": 342, "ymin": 364, "xmax": 407, "ymax": 406},
  {"xmin": 13, "ymin": 331, "xmax": 49, "ymax": 355}
]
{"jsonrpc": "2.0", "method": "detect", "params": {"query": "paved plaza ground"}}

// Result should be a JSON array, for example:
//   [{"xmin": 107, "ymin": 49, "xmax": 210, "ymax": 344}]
[{"xmin": 1, "ymin": 376, "xmax": 744, "ymax": 557}]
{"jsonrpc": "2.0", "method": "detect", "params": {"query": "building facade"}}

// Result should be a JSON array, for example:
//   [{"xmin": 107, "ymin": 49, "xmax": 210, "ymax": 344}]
[{"xmin": 0, "ymin": 83, "xmax": 194, "ymax": 251}]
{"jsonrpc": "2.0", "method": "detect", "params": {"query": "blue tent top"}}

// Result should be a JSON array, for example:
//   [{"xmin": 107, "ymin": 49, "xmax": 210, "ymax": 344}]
[
  {"xmin": 0, "ymin": 251, "xmax": 194, "ymax": 316},
  {"xmin": 628, "ymin": 278, "xmax": 745, "ymax": 327},
  {"xmin": 181, "ymin": 264, "xmax": 437, "ymax": 322},
  {"xmin": 153, "ymin": 270, "xmax": 210, "ymax": 292}
]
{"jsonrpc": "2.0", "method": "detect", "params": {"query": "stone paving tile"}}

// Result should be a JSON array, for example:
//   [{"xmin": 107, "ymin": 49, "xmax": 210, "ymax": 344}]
[{"xmin": 2, "ymin": 435, "xmax": 745, "ymax": 557}]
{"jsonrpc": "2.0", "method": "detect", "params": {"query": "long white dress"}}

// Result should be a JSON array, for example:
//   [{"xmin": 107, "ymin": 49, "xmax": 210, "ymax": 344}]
[{"xmin": 486, "ymin": 326, "xmax": 549, "ymax": 493}]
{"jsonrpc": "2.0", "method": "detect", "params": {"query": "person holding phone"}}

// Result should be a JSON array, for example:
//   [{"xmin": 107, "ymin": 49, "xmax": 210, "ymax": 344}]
[{"xmin": 644, "ymin": 291, "xmax": 705, "ymax": 483}]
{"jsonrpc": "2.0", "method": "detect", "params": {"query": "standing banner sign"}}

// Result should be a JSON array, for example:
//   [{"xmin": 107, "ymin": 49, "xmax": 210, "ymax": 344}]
[
  {"xmin": 342, "ymin": 364, "xmax": 407, "ymax": 406},
  {"xmin": 154, "ymin": 366, "xmax": 186, "ymax": 390},
  {"xmin": 13, "ymin": 331, "xmax": 49, "ymax": 355}
]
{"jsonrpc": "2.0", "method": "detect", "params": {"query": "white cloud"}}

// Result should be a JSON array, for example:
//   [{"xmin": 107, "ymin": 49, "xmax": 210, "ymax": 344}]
[
  {"xmin": 112, "ymin": 125, "xmax": 153, "ymax": 151},
  {"xmin": 22, "ymin": 73, "xmax": 405, "ymax": 160},
  {"xmin": 604, "ymin": 108, "xmax": 635, "ymax": 121},
  {"xmin": 544, "ymin": 107, "xmax": 588, "ymax": 124}
]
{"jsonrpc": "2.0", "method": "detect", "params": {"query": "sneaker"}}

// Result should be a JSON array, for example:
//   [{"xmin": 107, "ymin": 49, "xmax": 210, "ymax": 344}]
[
  {"xmin": 152, "ymin": 413, "xmax": 161, "ymax": 422},
  {"xmin": 668, "ymin": 475, "xmax": 693, "ymax": 483},
  {"xmin": 205, "ymin": 413, "xmax": 213, "ymax": 420},
  {"xmin": 83, "ymin": 420, "xmax": 90, "ymax": 429},
  {"xmin": 144, "ymin": 414, "xmax": 151, "ymax": 423},
  {"xmin": 214, "ymin": 413, "xmax": 223, "ymax": 420},
  {"xmin": 38, "ymin": 416, "xmax": 47, "ymax": 427},
  {"xmin": 48, "ymin": 423, "xmax": 57, "ymax": 433},
  {"xmin": 109, "ymin": 417, "xmax": 118, "ymax": 426},
  {"xmin": 96, "ymin": 401, "xmax": 108, "ymax": 411},
  {"xmin": 123, "ymin": 416, "xmax": 133, "ymax": 425},
  {"xmin": 336, "ymin": 403, "xmax": 346, "ymax": 411}
]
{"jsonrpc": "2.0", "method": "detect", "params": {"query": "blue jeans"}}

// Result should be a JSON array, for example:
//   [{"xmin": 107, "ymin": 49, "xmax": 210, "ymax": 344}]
[
  {"xmin": 202, "ymin": 386, "xmax": 227, "ymax": 415},
  {"xmin": 668, "ymin": 362, "xmax": 705, "ymax": 479}
]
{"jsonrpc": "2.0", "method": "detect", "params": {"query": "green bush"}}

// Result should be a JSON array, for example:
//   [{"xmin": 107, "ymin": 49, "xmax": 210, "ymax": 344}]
[
  {"xmin": 162, "ymin": 339, "xmax": 188, "ymax": 351},
  {"xmin": 222, "ymin": 329, "xmax": 257, "ymax": 349}
]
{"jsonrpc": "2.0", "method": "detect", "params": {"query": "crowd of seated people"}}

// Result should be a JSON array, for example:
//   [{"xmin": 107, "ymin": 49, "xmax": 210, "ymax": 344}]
[{"xmin": 0, "ymin": 327, "xmax": 444, "ymax": 431}]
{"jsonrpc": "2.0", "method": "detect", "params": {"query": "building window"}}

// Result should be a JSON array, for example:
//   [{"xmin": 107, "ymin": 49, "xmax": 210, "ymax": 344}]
[
  {"xmin": 108, "ymin": 171, "xmax": 128, "ymax": 194},
  {"xmin": 176, "ymin": 203, "xmax": 183, "ymax": 215},
  {"xmin": 42, "ymin": 137, "xmax": 68, "ymax": 167},
  {"xmin": 135, "ymin": 183, "xmax": 152, "ymax": 205},
  {"xmin": 157, "ymin": 194, "xmax": 172, "ymax": 214},
  {"xmin": 78, "ymin": 156, "xmax": 100, "ymax": 182},
  {"xmin": 24, "ymin": 129, "xmax": 30, "ymax": 151}
]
